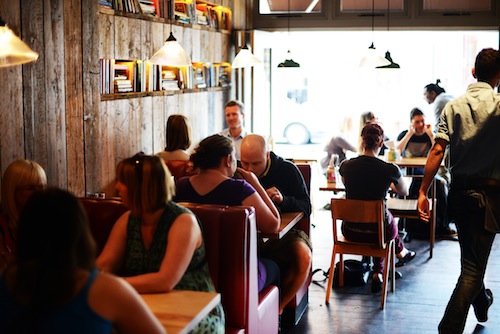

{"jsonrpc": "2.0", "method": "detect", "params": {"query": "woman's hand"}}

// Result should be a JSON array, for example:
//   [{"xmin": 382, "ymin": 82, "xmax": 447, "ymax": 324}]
[{"xmin": 236, "ymin": 167, "xmax": 260, "ymax": 187}]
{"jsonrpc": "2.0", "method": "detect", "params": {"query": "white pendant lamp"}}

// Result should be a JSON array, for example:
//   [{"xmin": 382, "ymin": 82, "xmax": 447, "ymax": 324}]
[
  {"xmin": 0, "ymin": 17, "xmax": 39, "ymax": 68},
  {"xmin": 232, "ymin": 43, "xmax": 262, "ymax": 68},
  {"xmin": 359, "ymin": 0, "xmax": 390, "ymax": 68},
  {"xmin": 149, "ymin": 31, "xmax": 192, "ymax": 66},
  {"xmin": 232, "ymin": 0, "xmax": 262, "ymax": 69}
]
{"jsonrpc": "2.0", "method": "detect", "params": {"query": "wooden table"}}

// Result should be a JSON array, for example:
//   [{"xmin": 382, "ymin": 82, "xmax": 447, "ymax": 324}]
[
  {"xmin": 260, "ymin": 211, "xmax": 304, "ymax": 239},
  {"xmin": 141, "ymin": 290, "xmax": 220, "ymax": 334}
]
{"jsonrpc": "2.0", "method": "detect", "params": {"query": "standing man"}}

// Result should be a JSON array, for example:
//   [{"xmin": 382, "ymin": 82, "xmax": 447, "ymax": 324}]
[
  {"xmin": 220, "ymin": 100, "xmax": 248, "ymax": 160},
  {"xmin": 418, "ymin": 48, "xmax": 500, "ymax": 334},
  {"xmin": 240, "ymin": 134, "xmax": 312, "ymax": 314},
  {"xmin": 423, "ymin": 80, "xmax": 455, "ymax": 129}
]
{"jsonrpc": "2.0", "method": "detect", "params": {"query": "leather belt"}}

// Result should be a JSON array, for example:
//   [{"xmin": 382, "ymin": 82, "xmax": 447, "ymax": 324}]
[{"xmin": 452, "ymin": 175, "xmax": 500, "ymax": 190}]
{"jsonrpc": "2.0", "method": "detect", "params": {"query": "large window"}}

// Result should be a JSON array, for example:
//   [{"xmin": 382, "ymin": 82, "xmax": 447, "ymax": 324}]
[{"xmin": 252, "ymin": 30, "xmax": 498, "ymax": 147}]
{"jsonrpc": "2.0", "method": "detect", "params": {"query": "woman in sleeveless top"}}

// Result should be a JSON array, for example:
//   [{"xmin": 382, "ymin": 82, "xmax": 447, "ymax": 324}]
[
  {"xmin": 175, "ymin": 134, "xmax": 281, "ymax": 292},
  {"xmin": 98, "ymin": 153, "xmax": 224, "ymax": 333},
  {"xmin": 0, "ymin": 188, "xmax": 164, "ymax": 334}
]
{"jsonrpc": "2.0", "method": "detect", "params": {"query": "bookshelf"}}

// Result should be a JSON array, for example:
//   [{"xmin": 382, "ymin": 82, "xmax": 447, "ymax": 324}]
[
  {"xmin": 98, "ymin": 0, "xmax": 232, "ymax": 34},
  {"xmin": 98, "ymin": 0, "xmax": 232, "ymax": 101}
]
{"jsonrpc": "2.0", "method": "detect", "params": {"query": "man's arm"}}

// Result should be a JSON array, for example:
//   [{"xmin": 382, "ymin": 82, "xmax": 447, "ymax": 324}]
[
  {"xmin": 417, "ymin": 138, "xmax": 447, "ymax": 222},
  {"xmin": 279, "ymin": 166, "xmax": 312, "ymax": 216}
]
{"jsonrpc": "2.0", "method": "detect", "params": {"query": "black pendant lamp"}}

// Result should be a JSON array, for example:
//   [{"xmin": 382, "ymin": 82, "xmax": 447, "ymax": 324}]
[
  {"xmin": 377, "ymin": 0, "xmax": 400, "ymax": 69},
  {"xmin": 278, "ymin": 0, "xmax": 300, "ymax": 68}
]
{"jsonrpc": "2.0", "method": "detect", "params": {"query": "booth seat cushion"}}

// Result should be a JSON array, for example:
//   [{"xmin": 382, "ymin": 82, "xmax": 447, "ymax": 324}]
[{"xmin": 179, "ymin": 202, "xmax": 279, "ymax": 334}]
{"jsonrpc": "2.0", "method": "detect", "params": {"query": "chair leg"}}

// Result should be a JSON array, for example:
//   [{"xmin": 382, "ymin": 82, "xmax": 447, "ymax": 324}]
[
  {"xmin": 380, "ymin": 248, "xmax": 391, "ymax": 310},
  {"xmin": 390, "ymin": 242, "xmax": 396, "ymax": 293},
  {"xmin": 338, "ymin": 255, "xmax": 345, "ymax": 287},
  {"xmin": 325, "ymin": 249, "xmax": 337, "ymax": 304}
]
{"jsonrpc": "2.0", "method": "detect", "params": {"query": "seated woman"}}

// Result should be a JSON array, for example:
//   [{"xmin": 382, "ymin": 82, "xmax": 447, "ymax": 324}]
[
  {"xmin": 1, "ymin": 159, "xmax": 47, "ymax": 272},
  {"xmin": 0, "ymin": 188, "xmax": 165, "ymax": 334},
  {"xmin": 97, "ymin": 153, "xmax": 224, "ymax": 333},
  {"xmin": 340, "ymin": 123, "xmax": 416, "ymax": 293},
  {"xmin": 175, "ymin": 134, "xmax": 281, "ymax": 292},
  {"xmin": 156, "ymin": 114, "xmax": 194, "ymax": 180}
]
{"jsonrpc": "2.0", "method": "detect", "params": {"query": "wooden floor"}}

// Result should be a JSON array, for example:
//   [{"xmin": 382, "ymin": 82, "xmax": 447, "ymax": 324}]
[{"xmin": 282, "ymin": 167, "xmax": 500, "ymax": 334}]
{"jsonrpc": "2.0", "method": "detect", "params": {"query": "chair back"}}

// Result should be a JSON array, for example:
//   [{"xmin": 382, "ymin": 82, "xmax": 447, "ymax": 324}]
[
  {"xmin": 331, "ymin": 198, "xmax": 386, "ymax": 248},
  {"xmin": 164, "ymin": 160, "xmax": 195, "ymax": 180}
]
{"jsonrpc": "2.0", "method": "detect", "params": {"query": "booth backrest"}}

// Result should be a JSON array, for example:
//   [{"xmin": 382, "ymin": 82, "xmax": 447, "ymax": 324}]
[
  {"xmin": 295, "ymin": 163, "xmax": 311, "ymax": 235},
  {"xmin": 79, "ymin": 198, "xmax": 128, "ymax": 254},
  {"xmin": 178, "ymin": 202, "xmax": 260, "ymax": 334}
]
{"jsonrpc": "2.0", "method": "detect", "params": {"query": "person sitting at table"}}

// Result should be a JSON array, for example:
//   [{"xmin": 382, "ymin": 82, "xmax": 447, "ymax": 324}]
[
  {"xmin": 240, "ymin": 134, "xmax": 312, "ymax": 313},
  {"xmin": 340, "ymin": 123, "xmax": 416, "ymax": 293},
  {"xmin": 156, "ymin": 114, "xmax": 195, "ymax": 180},
  {"xmin": 157, "ymin": 114, "xmax": 191, "ymax": 161},
  {"xmin": 0, "ymin": 188, "xmax": 165, "ymax": 334},
  {"xmin": 359, "ymin": 111, "xmax": 388, "ymax": 156},
  {"xmin": 97, "ymin": 153, "xmax": 224, "ymax": 333},
  {"xmin": 396, "ymin": 108, "xmax": 454, "ymax": 238},
  {"xmin": 1, "ymin": 159, "xmax": 47, "ymax": 272},
  {"xmin": 174, "ymin": 134, "xmax": 281, "ymax": 293}
]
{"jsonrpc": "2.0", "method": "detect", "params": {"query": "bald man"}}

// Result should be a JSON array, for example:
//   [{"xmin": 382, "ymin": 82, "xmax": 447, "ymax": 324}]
[{"xmin": 240, "ymin": 134, "xmax": 312, "ymax": 314}]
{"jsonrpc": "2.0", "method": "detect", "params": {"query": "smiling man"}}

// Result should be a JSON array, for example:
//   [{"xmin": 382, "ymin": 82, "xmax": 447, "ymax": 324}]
[{"xmin": 219, "ymin": 100, "xmax": 248, "ymax": 160}]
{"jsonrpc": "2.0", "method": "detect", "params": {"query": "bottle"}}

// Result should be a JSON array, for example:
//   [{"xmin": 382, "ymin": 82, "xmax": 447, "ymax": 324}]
[
  {"xmin": 388, "ymin": 148, "xmax": 397, "ymax": 162},
  {"xmin": 326, "ymin": 154, "xmax": 338, "ymax": 184}
]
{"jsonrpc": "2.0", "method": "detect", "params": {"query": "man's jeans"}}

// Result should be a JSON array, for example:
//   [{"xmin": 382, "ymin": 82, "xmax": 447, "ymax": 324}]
[{"xmin": 438, "ymin": 189, "xmax": 496, "ymax": 333}]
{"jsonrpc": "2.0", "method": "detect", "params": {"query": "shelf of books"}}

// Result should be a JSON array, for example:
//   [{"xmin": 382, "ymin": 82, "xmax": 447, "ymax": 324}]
[
  {"xmin": 100, "ymin": 58, "xmax": 231, "ymax": 101},
  {"xmin": 98, "ymin": 0, "xmax": 231, "ymax": 34}
]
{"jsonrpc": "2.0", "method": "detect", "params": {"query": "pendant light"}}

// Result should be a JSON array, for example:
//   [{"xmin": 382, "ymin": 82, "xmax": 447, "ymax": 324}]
[
  {"xmin": 377, "ymin": 0, "xmax": 400, "ymax": 69},
  {"xmin": 359, "ymin": 0, "xmax": 390, "ymax": 68},
  {"xmin": 232, "ymin": 0, "xmax": 262, "ymax": 68},
  {"xmin": 149, "ymin": 26, "xmax": 191, "ymax": 66},
  {"xmin": 0, "ymin": 16, "xmax": 39, "ymax": 68},
  {"xmin": 277, "ymin": 0, "xmax": 300, "ymax": 68}
]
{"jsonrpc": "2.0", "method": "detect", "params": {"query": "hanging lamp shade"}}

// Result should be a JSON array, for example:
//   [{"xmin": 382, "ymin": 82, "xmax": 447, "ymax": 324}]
[
  {"xmin": 0, "ymin": 23, "xmax": 39, "ymax": 68},
  {"xmin": 359, "ymin": 43, "xmax": 391, "ymax": 68},
  {"xmin": 376, "ymin": 50, "xmax": 400, "ymax": 69},
  {"xmin": 149, "ymin": 32, "xmax": 192, "ymax": 66},
  {"xmin": 232, "ymin": 44, "xmax": 262, "ymax": 68},
  {"xmin": 278, "ymin": 50, "xmax": 300, "ymax": 68}
]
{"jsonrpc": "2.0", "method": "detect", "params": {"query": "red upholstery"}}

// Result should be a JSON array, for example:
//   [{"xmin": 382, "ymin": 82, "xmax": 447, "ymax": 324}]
[
  {"xmin": 164, "ymin": 160, "xmax": 196, "ymax": 180},
  {"xmin": 282, "ymin": 163, "xmax": 312, "ymax": 326},
  {"xmin": 79, "ymin": 197, "xmax": 128, "ymax": 255},
  {"xmin": 179, "ymin": 203, "xmax": 279, "ymax": 334},
  {"xmin": 79, "ymin": 198, "xmax": 279, "ymax": 333}
]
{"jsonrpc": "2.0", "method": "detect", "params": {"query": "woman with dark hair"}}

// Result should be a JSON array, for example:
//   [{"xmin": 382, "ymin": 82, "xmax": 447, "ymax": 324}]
[
  {"xmin": 175, "ymin": 134, "xmax": 281, "ymax": 292},
  {"xmin": 97, "ymin": 153, "xmax": 224, "ymax": 333},
  {"xmin": 0, "ymin": 188, "xmax": 165, "ymax": 334},
  {"xmin": 340, "ymin": 123, "xmax": 416, "ymax": 292},
  {"xmin": 157, "ymin": 114, "xmax": 192, "ymax": 161}
]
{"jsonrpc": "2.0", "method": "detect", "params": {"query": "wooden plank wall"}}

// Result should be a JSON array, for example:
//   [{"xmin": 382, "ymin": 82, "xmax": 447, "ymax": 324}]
[{"xmin": 0, "ymin": 0, "xmax": 236, "ymax": 199}]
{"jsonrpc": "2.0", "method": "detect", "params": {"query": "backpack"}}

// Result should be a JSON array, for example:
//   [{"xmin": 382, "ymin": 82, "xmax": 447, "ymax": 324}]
[{"xmin": 332, "ymin": 259, "xmax": 370, "ymax": 289}]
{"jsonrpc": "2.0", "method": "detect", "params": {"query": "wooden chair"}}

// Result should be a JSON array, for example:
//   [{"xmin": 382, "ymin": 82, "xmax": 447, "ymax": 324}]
[{"xmin": 325, "ymin": 198, "xmax": 395, "ymax": 310}]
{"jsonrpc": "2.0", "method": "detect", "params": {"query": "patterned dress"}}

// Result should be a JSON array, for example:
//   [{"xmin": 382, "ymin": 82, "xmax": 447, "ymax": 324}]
[{"xmin": 124, "ymin": 201, "xmax": 225, "ymax": 333}]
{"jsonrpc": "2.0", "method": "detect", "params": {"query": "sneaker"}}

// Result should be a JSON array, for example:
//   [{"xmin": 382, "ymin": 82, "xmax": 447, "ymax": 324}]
[
  {"xmin": 396, "ymin": 250, "xmax": 416, "ymax": 268},
  {"xmin": 437, "ymin": 226, "xmax": 458, "ymax": 239},
  {"xmin": 473, "ymin": 289, "xmax": 493, "ymax": 322}
]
